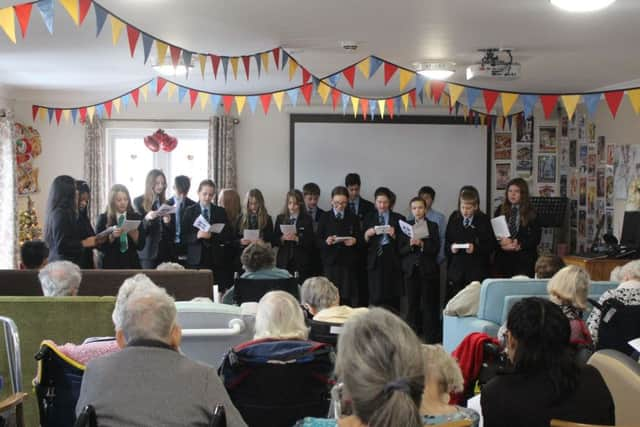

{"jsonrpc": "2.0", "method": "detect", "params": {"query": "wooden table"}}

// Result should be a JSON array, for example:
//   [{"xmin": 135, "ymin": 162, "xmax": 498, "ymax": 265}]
[{"xmin": 562, "ymin": 255, "xmax": 629, "ymax": 281}]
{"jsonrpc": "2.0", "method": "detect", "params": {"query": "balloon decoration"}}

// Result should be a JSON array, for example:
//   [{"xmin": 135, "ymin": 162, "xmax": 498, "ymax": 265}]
[{"xmin": 144, "ymin": 129, "xmax": 177, "ymax": 152}]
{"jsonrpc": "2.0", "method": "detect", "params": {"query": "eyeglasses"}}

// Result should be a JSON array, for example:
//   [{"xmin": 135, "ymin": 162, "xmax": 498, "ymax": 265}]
[
  {"xmin": 329, "ymin": 382, "xmax": 353, "ymax": 419},
  {"xmin": 332, "ymin": 200, "xmax": 348, "ymax": 207}
]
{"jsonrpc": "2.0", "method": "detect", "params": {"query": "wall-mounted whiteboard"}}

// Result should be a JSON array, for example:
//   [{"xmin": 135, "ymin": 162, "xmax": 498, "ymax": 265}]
[{"xmin": 292, "ymin": 118, "xmax": 489, "ymax": 219}]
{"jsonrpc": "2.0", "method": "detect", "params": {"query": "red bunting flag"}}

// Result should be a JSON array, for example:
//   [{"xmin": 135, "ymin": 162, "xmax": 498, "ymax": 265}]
[
  {"xmin": 431, "ymin": 81, "xmax": 446, "ymax": 104},
  {"xmin": 170, "ymin": 46, "xmax": 181, "ymax": 68},
  {"xmin": 343, "ymin": 66, "xmax": 356, "ymax": 88},
  {"xmin": 604, "ymin": 91, "xmax": 624, "ymax": 118},
  {"xmin": 272, "ymin": 48, "xmax": 280, "ymax": 69},
  {"xmin": 126, "ymin": 25, "xmax": 140, "ymax": 58},
  {"xmin": 242, "ymin": 56, "xmax": 251, "ymax": 80},
  {"xmin": 483, "ymin": 90, "xmax": 499, "ymax": 113},
  {"xmin": 55, "ymin": 109, "xmax": 62, "ymax": 125},
  {"xmin": 331, "ymin": 89, "xmax": 340, "ymax": 111},
  {"xmin": 210, "ymin": 55, "xmax": 221, "ymax": 78},
  {"xmin": 188, "ymin": 89, "xmax": 198, "ymax": 109},
  {"xmin": 540, "ymin": 95, "xmax": 558, "ymax": 119},
  {"xmin": 386, "ymin": 98, "xmax": 395, "ymax": 119},
  {"xmin": 79, "ymin": 107, "xmax": 87, "ymax": 123},
  {"xmin": 156, "ymin": 78, "xmax": 167, "ymax": 95},
  {"xmin": 104, "ymin": 100, "xmax": 113, "ymax": 118},
  {"xmin": 409, "ymin": 90, "xmax": 416, "ymax": 108},
  {"xmin": 260, "ymin": 94, "xmax": 271, "ymax": 114},
  {"xmin": 301, "ymin": 83, "xmax": 313, "ymax": 105},
  {"xmin": 487, "ymin": 116, "xmax": 492, "ymax": 129},
  {"xmin": 302, "ymin": 68, "xmax": 311, "ymax": 84},
  {"xmin": 130, "ymin": 88, "xmax": 140, "ymax": 106},
  {"xmin": 361, "ymin": 99, "xmax": 369, "ymax": 120},
  {"xmin": 223, "ymin": 95, "xmax": 233, "ymax": 114},
  {"xmin": 14, "ymin": 3, "xmax": 32, "ymax": 38},
  {"xmin": 79, "ymin": 0, "xmax": 92, "ymax": 25},
  {"xmin": 31, "ymin": 105, "xmax": 38, "ymax": 121},
  {"xmin": 383, "ymin": 63, "xmax": 397, "ymax": 85}
]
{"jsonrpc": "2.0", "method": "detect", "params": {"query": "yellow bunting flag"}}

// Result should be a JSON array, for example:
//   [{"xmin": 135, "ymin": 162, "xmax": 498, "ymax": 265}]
[
  {"xmin": 351, "ymin": 97, "xmax": 359, "ymax": 117},
  {"xmin": 273, "ymin": 91, "xmax": 285, "ymax": 111},
  {"xmin": 0, "ymin": 7, "xmax": 16, "ymax": 44},
  {"xmin": 480, "ymin": 114, "xmax": 486, "ymax": 126},
  {"xmin": 501, "ymin": 92, "xmax": 519, "ymax": 116},
  {"xmin": 230, "ymin": 57, "xmax": 239, "ymax": 79},
  {"xmin": 261, "ymin": 52, "xmax": 270, "ymax": 74},
  {"xmin": 424, "ymin": 81, "xmax": 432, "ymax": 100},
  {"xmin": 60, "ymin": 0, "xmax": 80, "ymax": 26},
  {"xmin": 627, "ymin": 89, "xmax": 640, "ymax": 114},
  {"xmin": 38, "ymin": 108, "xmax": 46, "ymax": 121},
  {"xmin": 156, "ymin": 42, "xmax": 169, "ymax": 66},
  {"xmin": 87, "ymin": 106, "xmax": 96, "ymax": 122},
  {"xmin": 113, "ymin": 98, "xmax": 121, "ymax": 113},
  {"xmin": 167, "ymin": 83, "xmax": 177, "ymax": 100},
  {"xmin": 561, "ymin": 95, "xmax": 580, "ymax": 120},
  {"xmin": 401, "ymin": 93, "xmax": 409, "ymax": 112},
  {"xmin": 378, "ymin": 99, "xmax": 386, "ymax": 119},
  {"xmin": 62, "ymin": 109, "xmax": 71, "ymax": 122},
  {"xmin": 440, "ymin": 93, "xmax": 449, "ymax": 106},
  {"xmin": 448, "ymin": 83, "xmax": 465, "ymax": 106},
  {"xmin": 110, "ymin": 16, "xmax": 124, "ymax": 46},
  {"xmin": 198, "ymin": 54, "xmax": 207, "ymax": 78},
  {"xmin": 288, "ymin": 60, "xmax": 298, "ymax": 81},
  {"xmin": 317, "ymin": 83, "xmax": 331, "ymax": 104},
  {"xmin": 462, "ymin": 105, "xmax": 469, "ymax": 121},
  {"xmin": 235, "ymin": 96, "xmax": 246, "ymax": 115},
  {"xmin": 199, "ymin": 93, "xmax": 210, "ymax": 111},
  {"xmin": 140, "ymin": 84, "xmax": 149, "ymax": 102},
  {"xmin": 357, "ymin": 57, "xmax": 371, "ymax": 78},
  {"xmin": 399, "ymin": 69, "xmax": 413, "ymax": 91}
]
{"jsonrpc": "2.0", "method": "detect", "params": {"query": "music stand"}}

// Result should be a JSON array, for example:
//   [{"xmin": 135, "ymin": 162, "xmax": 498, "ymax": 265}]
[{"xmin": 530, "ymin": 197, "xmax": 569, "ymax": 228}]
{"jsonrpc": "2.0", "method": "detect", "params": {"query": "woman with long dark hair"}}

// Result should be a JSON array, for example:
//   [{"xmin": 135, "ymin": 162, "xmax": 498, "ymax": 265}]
[
  {"xmin": 44, "ymin": 175, "xmax": 96, "ymax": 264},
  {"xmin": 481, "ymin": 298, "xmax": 614, "ymax": 427},
  {"xmin": 493, "ymin": 177, "xmax": 541, "ymax": 277},
  {"xmin": 75, "ymin": 180, "xmax": 96, "ymax": 268}
]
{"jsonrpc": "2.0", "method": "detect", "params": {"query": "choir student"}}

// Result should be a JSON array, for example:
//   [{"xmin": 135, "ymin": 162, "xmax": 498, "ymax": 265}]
[{"xmin": 273, "ymin": 190, "xmax": 314, "ymax": 281}]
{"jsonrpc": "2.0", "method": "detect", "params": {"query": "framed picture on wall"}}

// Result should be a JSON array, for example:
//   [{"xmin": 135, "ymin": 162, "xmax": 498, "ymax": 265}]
[
  {"xmin": 537, "ymin": 155, "xmax": 556, "ymax": 183},
  {"xmin": 496, "ymin": 163, "xmax": 512, "ymax": 190},
  {"xmin": 539, "ymin": 126, "xmax": 558, "ymax": 153},
  {"xmin": 494, "ymin": 133, "xmax": 512, "ymax": 160}
]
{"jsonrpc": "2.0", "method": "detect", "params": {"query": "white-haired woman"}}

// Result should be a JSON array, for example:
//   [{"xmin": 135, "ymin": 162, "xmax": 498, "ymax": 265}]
[
  {"xmin": 254, "ymin": 291, "xmax": 309, "ymax": 340},
  {"xmin": 420, "ymin": 345, "xmax": 479, "ymax": 426},
  {"xmin": 300, "ymin": 277, "xmax": 368, "ymax": 323},
  {"xmin": 546, "ymin": 265, "xmax": 592, "ymax": 345}
]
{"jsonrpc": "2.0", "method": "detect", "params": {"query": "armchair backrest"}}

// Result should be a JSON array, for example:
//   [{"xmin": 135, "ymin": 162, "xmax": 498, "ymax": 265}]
[{"xmin": 234, "ymin": 278, "xmax": 299, "ymax": 304}]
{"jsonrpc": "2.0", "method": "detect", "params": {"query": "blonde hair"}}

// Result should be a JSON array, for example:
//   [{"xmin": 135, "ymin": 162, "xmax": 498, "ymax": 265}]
[
  {"xmin": 546, "ymin": 265, "xmax": 590, "ymax": 310},
  {"xmin": 422, "ymin": 344, "xmax": 464, "ymax": 395},
  {"xmin": 254, "ymin": 291, "xmax": 308, "ymax": 340},
  {"xmin": 218, "ymin": 188, "xmax": 241, "ymax": 226}
]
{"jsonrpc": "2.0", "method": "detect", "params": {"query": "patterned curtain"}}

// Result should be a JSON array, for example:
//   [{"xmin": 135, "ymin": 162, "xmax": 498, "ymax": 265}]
[
  {"xmin": 84, "ymin": 119, "xmax": 106, "ymax": 225},
  {"xmin": 208, "ymin": 116, "xmax": 237, "ymax": 189},
  {"xmin": 0, "ymin": 110, "xmax": 17, "ymax": 268}
]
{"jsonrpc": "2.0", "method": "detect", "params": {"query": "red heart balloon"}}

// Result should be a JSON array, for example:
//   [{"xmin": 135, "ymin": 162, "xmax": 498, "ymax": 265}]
[{"xmin": 144, "ymin": 135, "xmax": 160, "ymax": 152}]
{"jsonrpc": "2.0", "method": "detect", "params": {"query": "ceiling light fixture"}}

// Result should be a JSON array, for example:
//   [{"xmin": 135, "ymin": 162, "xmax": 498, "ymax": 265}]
[
  {"xmin": 550, "ymin": 0, "xmax": 615, "ymax": 12},
  {"xmin": 152, "ymin": 60, "xmax": 194, "ymax": 77},
  {"xmin": 413, "ymin": 62, "xmax": 456, "ymax": 80}
]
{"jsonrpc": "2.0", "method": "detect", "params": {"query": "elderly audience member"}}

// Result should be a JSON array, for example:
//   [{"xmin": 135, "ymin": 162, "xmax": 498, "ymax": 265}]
[
  {"xmin": 587, "ymin": 259, "xmax": 640, "ymax": 346},
  {"xmin": 300, "ymin": 277, "xmax": 368, "ymax": 323},
  {"xmin": 156, "ymin": 261, "xmax": 186, "ymax": 271},
  {"xmin": 546, "ymin": 265, "xmax": 592, "ymax": 345},
  {"xmin": 533, "ymin": 255, "xmax": 566, "ymax": 279},
  {"xmin": 38, "ymin": 260, "xmax": 81, "ymax": 296},
  {"xmin": 420, "ymin": 345, "xmax": 479, "ymax": 426},
  {"xmin": 75, "ymin": 274, "xmax": 247, "ymax": 427},
  {"xmin": 254, "ymin": 290, "xmax": 308, "ymax": 340},
  {"xmin": 297, "ymin": 308, "xmax": 425, "ymax": 427},
  {"xmin": 20, "ymin": 240, "xmax": 49, "ymax": 269},
  {"xmin": 482, "ymin": 298, "xmax": 614, "ymax": 427}
]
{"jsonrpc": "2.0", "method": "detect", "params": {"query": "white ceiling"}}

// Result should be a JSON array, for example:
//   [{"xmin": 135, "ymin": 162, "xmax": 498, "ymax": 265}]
[{"xmin": 1, "ymin": 0, "xmax": 639, "ymax": 103}]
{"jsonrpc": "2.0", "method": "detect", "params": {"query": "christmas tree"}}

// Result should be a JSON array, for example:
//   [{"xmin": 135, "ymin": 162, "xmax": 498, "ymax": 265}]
[{"xmin": 18, "ymin": 196, "xmax": 42, "ymax": 245}]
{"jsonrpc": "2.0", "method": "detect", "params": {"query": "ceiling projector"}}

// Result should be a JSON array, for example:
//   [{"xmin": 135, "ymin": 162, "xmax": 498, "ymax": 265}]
[{"xmin": 466, "ymin": 48, "xmax": 521, "ymax": 80}]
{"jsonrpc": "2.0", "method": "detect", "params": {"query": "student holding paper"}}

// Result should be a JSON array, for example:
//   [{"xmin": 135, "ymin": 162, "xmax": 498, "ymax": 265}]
[
  {"xmin": 218, "ymin": 188, "xmax": 243, "ymax": 275},
  {"xmin": 398, "ymin": 197, "xmax": 441, "ymax": 342},
  {"xmin": 96, "ymin": 184, "xmax": 146, "ymax": 269},
  {"xmin": 493, "ymin": 178, "xmax": 541, "ymax": 277},
  {"xmin": 273, "ymin": 190, "xmax": 315, "ymax": 281},
  {"xmin": 182, "ymin": 179, "xmax": 234, "ymax": 290},
  {"xmin": 166, "ymin": 175, "xmax": 195, "ymax": 264},
  {"xmin": 317, "ymin": 186, "xmax": 360, "ymax": 306},
  {"xmin": 238, "ymin": 189, "xmax": 274, "ymax": 249},
  {"xmin": 445, "ymin": 189, "xmax": 495, "ymax": 302},
  {"xmin": 363, "ymin": 187, "xmax": 404, "ymax": 311},
  {"xmin": 303, "ymin": 182, "xmax": 325, "ymax": 276}
]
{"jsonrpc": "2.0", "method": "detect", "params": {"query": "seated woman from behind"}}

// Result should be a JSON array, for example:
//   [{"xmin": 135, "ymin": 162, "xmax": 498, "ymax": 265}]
[
  {"xmin": 546, "ymin": 265, "xmax": 592, "ymax": 346},
  {"xmin": 481, "ymin": 298, "xmax": 615, "ymax": 427},
  {"xmin": 253, "ymin": 290, "xmax": 309, "ymax": 340},
  {"xmin": 300, "ymin": 276, "xmax": 368, "ymax": 323},
  {"xmin": 420, "ymin": 345, "xmax": 479, "ymax": 426}
]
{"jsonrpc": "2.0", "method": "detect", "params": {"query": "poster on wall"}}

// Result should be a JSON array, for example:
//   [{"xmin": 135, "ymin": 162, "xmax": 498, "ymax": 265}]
[
  {"xmin": 496, "ymin": 164, "xmax": 512, "ymax": 190},
  {"xmin": 607, "ymin": 145, "xmax": 615, "ymax": 166},
  {"xmin": 560, "ymin": 174, "xmax": 568, "ymax": 197},
  {"xmin": 517, "ymin": 116, "xmax": 534, "ymax": 142},
  {"xmin": 579, "ymin": 177, "xmax": 587, "ymax": 206},
  {"xmin": 570, "ymin": 140, "xmax": 577, "ymax": 168},
  {"xmin": 538, "ymin": 184, "xmax": 556, "ymax": 197},
  {"xmin": 570, "ymin": 200, "xmax": 578, "ymax": 228},
  {"xmin": 588, "ymin": 183, "xmax": 596, "ymax": 213},
  {"xmin": 539, "ymin": 126, "xmax": 558, "ymax": 153},
  {"xmin": 570, "ymin": 172, "xmax": 578, "ymax": 199},
  {"xmin": 597, "ymin": 136, "xmax": 606, "ymax": 164},
  {"xmin": 597, "ymin": 168, "xmax": 605, "ymax": 198},
  {"xmin": 494, "ymin": 133, "xmax": 512, "ymax": 160},
  {"xmin": 613, "ymin": 145, "xmax": 640, "ymax": 200},
  {"xmin": 516, "ymin": 143, "xmax": 533, "ymax": 173},
  {"xmin": 14, "ymin": 123, "xmax": 42, "ymax": 195},
  {"xmin": 537, "ymin": 155, "xmax": 557, "ymax": 183},
  {"xmin": 559, "ymin": 138, "xmax": 570, "ymax": 172}
]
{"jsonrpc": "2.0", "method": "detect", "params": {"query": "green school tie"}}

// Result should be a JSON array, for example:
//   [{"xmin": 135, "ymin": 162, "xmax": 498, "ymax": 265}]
[{"xmin": 118, "ymin": 214, "xmax": 128, "ymax": 253}]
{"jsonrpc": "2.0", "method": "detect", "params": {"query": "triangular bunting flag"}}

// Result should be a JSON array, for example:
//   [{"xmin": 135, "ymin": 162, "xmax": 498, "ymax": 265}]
[
  {"xmin": 287, "ymin": 88, "xmax": 299, "ymax": 106},
  {"xmin": 0, "ymin": 7, "xmax": 16, "ymax": 43},
  {"xmin": 104, "ymin": 101, "xmax": 112, "ymax": 118},
  {"xmin": 561, "ymin": 95, "xmax": 580, "ymax": 120},
  {"xmin": 261, "ymin": 52, "xmax": 270, "ymax": 74},
  {"xmin": 401, "ymin": 93, "xmax": 409, "ymax": 112},
  {"xmin": 170, "ymin": 45, "xmax": 181, "ymax": 69},
  {"xmin": 386, "ymin": 98, "xmax": 395, "ymax": 119},
  {"xmin": 522, "ymin": 94, "xmax": 539, "ymax": 118},
  {"xmin": 126, "ymin": 25, "xmax": 140, "ymax": 57},
  {"xmin": 272, "ymin": 48, "xmax": 280, "ymax": 69},
  {"xmin": 37, "ymin": 107, "xmax": 46, "ymax": 122},
  {"xmin": 540, "ymin": 95, "xmax": 558, "ymax": 119},
  {"xmin": 301, "ymin": 83, "xmax": 313, "ymax": 105},
  {"xmin": 37, "ymin": 0, "xmax": 54, "ymax": 34},
  {"xmin": 369, "ymin": 57, "xmax": 383, "ymax": 78},
  {"xmin": 59, "ymin": 0, "xmax": 79, "ymax": 26},
  {"xmin": 483, "ymin": 90, "xmax": 500, "ymax": 113},
  {"xmin": 62, "ymin": 109, "xmax": 70, "ymax": 122},
  {"xmin": 79, "ymin": 107, "xmax": 87, "ymax": 123},
  {"xmin": 583, "ymin": 93, "xmax": 601, "ymax": 118},
  {"xmin": 260, "ymin": 94, "xmax": 271, "ymax": 114},
  {"xmin": 94, "ymin": 3, "xmax": 108, "ymax": 37},
  {"xmin": 317, "ymin": 82, "xmax": 331, "ymax": 104},
  {"xmin": 96, "ymin": 104, "xmax": 105, "ymax": 119},
  {"xmin": 71, "ymin": 108, "xmax": 78, "ymax": 124},
  {"xmin": 369, "ymin": 99, "xmax": 377, "ymax": 120},
  {"xmin": 311, "ymin": 76, "xmax": 320, "ymax": 91},
  {"xmin": 167, "ymin": 83, "xmax": 177, "ymax": 100},
  {"xmin": 465, "ymin": 87, "xmax": 480, "ymax": 108},
  {"xmin": 253, "ymin": 54, "xmax": 261, "ymax": 77},
  {"xmin": 341, "ymin": 93, "xmax": 350, "ymax": 115},
  {"xmin": 431, "ymin": 81, "xmax": 446, "ymax": 104},
  {"xmin": 378, "ymin": 99, "xmax": 386, "ymax": 119},
  {"xmin": 273, "ymin": 91, "xmax": 284, "ymax": 112},
  {"xmin": 247, "ymin": 96, "xmax": 259, "ymax": 114},
  {"xmin": 31, "ymin": 105, "xmax": 39, "ymax": 121},
  {"xmin": 198, "ymin": 54, "xmax": 207, "ymax": 78},
  {"xmin": 178, "ymin": 86, "xmax": 187, "ymax": 103},
  {"xmin": 121, "ymin": 93, "xmax": 130, "ymax": 108},
  {"xmin": 331, "ymin": 89, "xmax": 340, "ymax": 111},
  {"xmin": 223, "ymin": 96, "xmax": 233, "ymax": 114},
  {"xmin": 14, "ymin": 3, "xmax": 32, "ymax": 38},
  {"xmin": 281, "ymin": 50, "xmax": 289, "ymax": 70},
  {"xmin": 394, "ymin": 97, "xmax": 403, "ymax": 116},
  {"xmin": 221, "ymin": 57, "xmax": 229, "ymax": 82},
  {"xmin": 361, "ymin": 98, "xmax": 369, "ymax": 120},
  {"xmin": 210, "ymin": 94, "xmax": 221, "ymax": 112},
  {"xmin": 86, "ymin": 106, "xmax": 95, "ymax": 122},
  {"xmin": 342, "ymin": 66, "xmax": 356, "ymax": 88},
  {"xmin": 210, "ymin": 55, "xmax": 221, "ymax": 78},
  {"xmin": 288, "ymin": 60, "xmax": 298, "ymax": 81},
  {"xmin": 627, "ymin": 89, "xmax": 640, "ymax": 115},
  {"xmin": 302, "ymin": 68, "xmax": 311, "ymax": 84},
  {"xmin": 399, "ymin": 69, "xmax": 413, "ymax": 91},
  {"xmin": 409, "ymin": 90, "xmax": 416, "ymax": 108},
  {"xmin": 448, "ymin": 84, "xmax": 465, "ymax": 106},
  {"xmin": 501, "ymin": 92, "xmax": 518, "ymax": 116},
  {"xmin": 199, "ymin": 93, "xmax": 210, "ymax": 111},
  {"xmin": 113, "ymin": 98, "xmax": 121, "ymax": 113},
  {"xmin": 130, "ymin": 88, "xmax": 140, "ymax": 106},
  {"xmin": 383, "ymin": 62, "xmax": 397, "ymax": 85},
  {"xmin": 351, "ymin": 97, "xmax": 359, "ymax": 117},
  {"xmin": 604, "ymin": 91, "xmax": 624, "ymax": 118},
  {"xmin": 140, "ymin": 33, "xmax": 153, "ymax": 64},
  {"xmin": 188, "ymin": 89, "xmax": 198, "ymax": 109},
  {"xmin": 230, "ymin": 57, "xmax": 239, "ymax": 79},
  {"xmin": 242, "ymin": 56, "xmax": 251, "ymax": 80},
  {"xmin": 156, "ymin": 42, "xmax": 168, "ymax": 65},
  {"xmin": 182, "ymin": 51, "xmax": 193, "ymax": 78},
  {"xmin": 328, "ymin": 73, "xmax": 340, "ymax": 87},
  {"xmin": 78, "ymin": 0, "xmax": 91, "ymax": 25},
  {"xmin": 357, "ymin": 57, "xmax": 371, "ymax": 78},
  {"xmin": 507, "ymin": 115, "xmax": 513, "ymax": 130},
  {"xmin": 110, "ymin": 16, "xmax": 124, "ymax": 46},
  {"xmin": 140, "ymin": 84, "xmax": 149, "ymax": 101},
  {"xmin": 415, "ymin": 75, "xmax": 427, "ymax": 105}
]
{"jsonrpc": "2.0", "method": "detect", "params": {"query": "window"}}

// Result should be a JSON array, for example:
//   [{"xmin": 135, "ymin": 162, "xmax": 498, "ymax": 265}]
[{"xmin": 106, "ymin": 127, "xmax": 208, "ymax": 202}]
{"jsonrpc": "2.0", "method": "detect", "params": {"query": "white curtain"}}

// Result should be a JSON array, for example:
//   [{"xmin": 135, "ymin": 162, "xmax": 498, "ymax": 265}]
[
  {"xmin": 208, "ymin": 116, "xmax": 237, "ymax": 189},
  {"xmin": 0, "ymin": 110, "xmax": 17, "ymax": 268},
  {"xmin": 84, "ymin": 119, "xmax": 106, "ymax": 225}
]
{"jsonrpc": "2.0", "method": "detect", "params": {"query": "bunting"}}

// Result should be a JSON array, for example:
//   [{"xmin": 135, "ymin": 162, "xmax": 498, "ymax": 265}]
[{"xmin": 0, "ymin": 7, "xmax": 16, "ymax": 43}]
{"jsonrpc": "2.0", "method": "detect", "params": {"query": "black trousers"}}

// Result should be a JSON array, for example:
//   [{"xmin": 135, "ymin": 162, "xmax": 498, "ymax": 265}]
[
  {"xmin": 368, "ymin": 245, "xmax": 401, "ymax": 313},
  {"xmin": 405, "ymin": 268, "xmax": 441, "ymax": 343}
]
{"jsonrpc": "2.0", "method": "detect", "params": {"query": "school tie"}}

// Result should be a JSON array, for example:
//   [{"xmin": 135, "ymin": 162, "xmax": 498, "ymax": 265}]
[
  {"xmin": 349, "ymin": 201, "xmax": 356, "ymax": 215},
  {"xmin": 336, "ymin": 212, "xmax": 343, "ymax": 220},
  {"xmin": 203, "ymin": 207, "xmax": 210, "ymax": 223},
  {"xmin": 175, "ymin": 201, "xmax": 182, "ymax": 243},
  {"xmin": 249, "ymin": 215, "xmax": 257, "ymax": 229},
  {"xmin": 118, "ymin": 214, "xmax": 128, "ymax": 253},
  {"xmin": 290, "ymin": 216, "xmax": 297, "ymax": 225},
  {"xmin": 464, "ymin": 217, "xmax": 471, "ymax": 228},
  {"xmin": 308, "ymin": 209, "xmax": 314, "ymax": 220},
  {"xmin": 379, "ymin": 214, "xmax": 389, "ymax": 246},
  {"xmin": 509, "ymin": 206, "xmax": 519, "ymax": 237}
]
